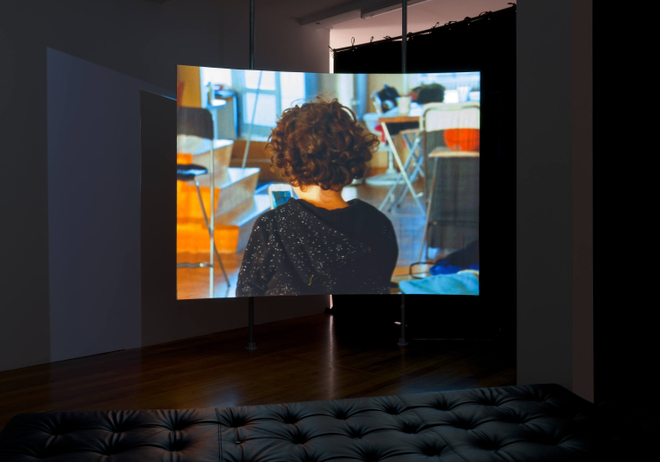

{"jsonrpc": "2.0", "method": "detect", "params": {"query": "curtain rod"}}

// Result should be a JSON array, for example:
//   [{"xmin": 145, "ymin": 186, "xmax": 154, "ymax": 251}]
[{"xmin": 331, "ymin": 3, "xmax": 516, "ymax": 54}]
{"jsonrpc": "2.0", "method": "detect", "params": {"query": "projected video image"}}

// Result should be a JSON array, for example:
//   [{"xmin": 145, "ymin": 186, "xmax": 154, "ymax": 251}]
[{"xmin": 176, "ymin": 65, "xmax": 481, "ymax": 299}]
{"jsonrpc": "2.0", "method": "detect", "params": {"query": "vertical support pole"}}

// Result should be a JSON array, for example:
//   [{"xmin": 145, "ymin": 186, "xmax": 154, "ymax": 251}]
[
  {"xmin": 209, "ymin": 143, "xmax": 214, "ymax": 298},
  {"xmin": 247, "ymin": 296, "xmax": 257, "ymax": 350},
  {"xmin": 249, "ymin": 0, "xmax": 255, "ymax": 71},
  {"xmin": 398, "ymin": 294, "xmax": 408, "ymax": 346},
  {"xmin": 402, "ymin": 0, "xmax": 407, "ymax": 74},
  {"xmin": 245, "ymin": 1, "xmax": 257, "ymax": 352},
  {"xmin": 242, "ymin": 0, "xmax": 257, "ymax": 169}
]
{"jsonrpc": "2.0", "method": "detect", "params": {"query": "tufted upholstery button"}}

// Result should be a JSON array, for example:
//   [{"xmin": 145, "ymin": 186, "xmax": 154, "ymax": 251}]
[
  {"xmin": 383, "ymin": 406, "xmax": 401, "ymax": 415},
  {"xmin": 356, "ymin": 447, "xmax": 383, "ymax": 462},
  {"xmin": 361, "ymin": 451, "xmax": 381, "ymax": 462},
  {"xmin": 400, "ymin": 422, "xmax": 421, "ymax": 434},
  {"xmin": 420, "ymin": 443, "xmax": 446, "ymax": 457},
  {"xmin": 346, "ymin": 428, "xmax": 364, "ymax": 439},
  {"xmin": 169, "ymin": 422, "xmax": 190, "ymax": 432},
  {"xmin": 499, "ymin": 412, "xmax": 524, "ymax": 424},
  {"xmin": 453, "ymin": 419, "xmax": 473, "ymax": 430},
  {"xmin": 229, "ymin": 418, "xmax": 247, "ymax": 428},
  {"xmin": 289, "ymin": 430, "xmax": 309, "ymax": 445},
  {"xmin": 109, "ymin": 424, "xmax": 126, "ymax": 433},
  {"xmin": 432, "ymin": 401, "xmax": 448, "ymax": 411},
  {"xmin": 478, "ymin": 438, "xmax": 500, "ymax": 451},
  {"xmin": 281, "ymin": 413, "xmax": 300, "ymax": 425},
  {"xmin": 333, "ymin": 410, "xmax": 349, "ymax": 420}
]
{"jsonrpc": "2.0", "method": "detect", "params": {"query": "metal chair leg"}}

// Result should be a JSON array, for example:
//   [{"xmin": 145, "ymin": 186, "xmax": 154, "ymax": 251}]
[
  {"xmin": 193, "ymin": 180, "xmax": 230, "ymax": 288},
  {"xmin": 381, "ymin": 135, "xmax": 422, "ymax": 213},
  {"xmin": 419, "ymin": 157, "xmax": 440, "ymax": 262},
  {"xmin": 392, "ymin": 134, "xmax": 424, "ymax": 209}
]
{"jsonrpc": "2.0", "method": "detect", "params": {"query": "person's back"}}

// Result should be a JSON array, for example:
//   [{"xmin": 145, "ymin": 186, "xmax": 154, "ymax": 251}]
[
  {"xmin": 235, "ymin": 98, "xmax": 398, "ymax": 297},
  {"xmin": 236, "ymin": 198, "xmax": 397, "ymax": 297}
]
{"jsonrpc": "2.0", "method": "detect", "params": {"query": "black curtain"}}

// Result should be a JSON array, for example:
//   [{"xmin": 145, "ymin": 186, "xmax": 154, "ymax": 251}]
[
  {"xmin": 334, "ymin": 6, "xmax": 515, "ymax": 77},
  {"xmin": 331, "ymin": 5, "xmax": 516, "ymax": 344}
]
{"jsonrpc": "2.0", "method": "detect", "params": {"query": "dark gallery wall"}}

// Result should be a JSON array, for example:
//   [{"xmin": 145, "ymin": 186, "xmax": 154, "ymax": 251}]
[
  {"xmin": 516, "ymin": 1, "xmax": 593, "ymax": 400},
  {"xmin": 0, "ymin": 0, "xmax": 331, "ymax": 372},
  {"xmin": 47, "ymin": 48, "xmax": 173, "ymax": 362},
  {"xmin": 0, "ymin": 0, "xmax": 593, "ymax": 405}
]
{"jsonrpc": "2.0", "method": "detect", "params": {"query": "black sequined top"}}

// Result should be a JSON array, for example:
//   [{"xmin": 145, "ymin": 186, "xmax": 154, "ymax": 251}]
[{"xmin": 236, "ymin": 198, "xmax": 398, "ymax": 297}]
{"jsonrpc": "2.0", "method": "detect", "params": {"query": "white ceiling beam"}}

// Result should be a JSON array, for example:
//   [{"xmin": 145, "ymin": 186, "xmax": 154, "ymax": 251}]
[{"xmin": 297, "ymin": 0, "xmax": 395, "ymax": 28}]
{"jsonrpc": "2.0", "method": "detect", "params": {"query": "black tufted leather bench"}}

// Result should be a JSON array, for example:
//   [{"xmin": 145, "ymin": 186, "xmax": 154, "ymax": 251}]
[{"xmin": 0, "ymin": 384, "xmax": 603, "ymax": 461}]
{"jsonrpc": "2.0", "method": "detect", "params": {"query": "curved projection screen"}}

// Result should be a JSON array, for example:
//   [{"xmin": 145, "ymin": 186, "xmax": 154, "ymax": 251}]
[{"xmin": 176, "ymin": 65, "xmax": 480, "ymax": 300}]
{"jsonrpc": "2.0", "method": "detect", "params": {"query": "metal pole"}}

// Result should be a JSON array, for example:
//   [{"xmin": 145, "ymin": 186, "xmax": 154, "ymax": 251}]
[
  {"xmin": 243, "ymin": 0, "xmax": 258, "ymax": 170},
  {"xmin": 209, "ymin": 143, "xmax": 214, "ymax": 298},
  {"xmin": 398, "ymin": 294, "xmax": 408, "ymax": 346},
  {"xmin": 247, "ymin": 296, "xmax": 257, "ymax": 350},
  {"xmin": 245, "ymin": 1, "xmax": 257, "ymax": 352},
  {"xmin": 402, "ymin": 0, "xmax": 407, "ymax": 74},
  {"xmin": 249, "ymin": 0, "xmax": 255, "ymax": 71},
  {"xmin": 242, "ymin": 71, "xmax": 262, "ymax": 169}
]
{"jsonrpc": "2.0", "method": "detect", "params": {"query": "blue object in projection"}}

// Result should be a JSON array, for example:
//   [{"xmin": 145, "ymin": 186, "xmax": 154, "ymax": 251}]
[{"xmin": 399, "ymin": 272, "xmax": 479, "ymax": 296}]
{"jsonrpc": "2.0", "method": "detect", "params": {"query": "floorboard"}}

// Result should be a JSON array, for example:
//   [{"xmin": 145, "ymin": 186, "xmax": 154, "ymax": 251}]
[{"xmin": 0, "ymin": 312, "xmax": 515, "ymax": 431}]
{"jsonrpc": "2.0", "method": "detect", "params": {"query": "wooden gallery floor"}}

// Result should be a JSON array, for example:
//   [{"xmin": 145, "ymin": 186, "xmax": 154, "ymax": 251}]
[{"xmin": 0, "ymin": 312, "xmax": 515, "ymax": 431}]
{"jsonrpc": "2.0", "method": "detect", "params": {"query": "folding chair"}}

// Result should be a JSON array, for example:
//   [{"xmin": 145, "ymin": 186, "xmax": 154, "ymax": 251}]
[{"xmin": 418, "ymin": 102, "xmax": 480, "ymax": 261}]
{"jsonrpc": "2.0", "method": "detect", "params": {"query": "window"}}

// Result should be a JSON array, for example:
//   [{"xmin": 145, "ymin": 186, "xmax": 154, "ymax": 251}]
[
  {"xmin": 234, "ymin": 70, "xmax": 306, "ymax": 140},
  {"xmin": 200, "ymin": 67, "xmax": 232, "ymax": 106},
  {"xmin": 409, "ymin": 72, "xmax": 481, "ymax": 103}
]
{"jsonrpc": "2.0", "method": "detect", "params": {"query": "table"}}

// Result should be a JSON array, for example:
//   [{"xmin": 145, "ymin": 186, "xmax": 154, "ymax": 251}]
[{"xmin": 178, "ymin": 135, "xmax": 232, "ymax": 153}]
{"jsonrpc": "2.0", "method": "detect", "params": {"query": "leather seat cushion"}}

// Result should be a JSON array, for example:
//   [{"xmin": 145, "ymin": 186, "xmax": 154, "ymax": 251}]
[{"xmin": 0, "ymin": 384, "xmax": 602, "ymax": 461}]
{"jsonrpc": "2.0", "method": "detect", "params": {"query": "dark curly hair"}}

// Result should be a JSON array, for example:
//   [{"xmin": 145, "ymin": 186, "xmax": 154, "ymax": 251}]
[{"xmin": 267, "ymin": 98, "xmax": 379, "ymax": 191}]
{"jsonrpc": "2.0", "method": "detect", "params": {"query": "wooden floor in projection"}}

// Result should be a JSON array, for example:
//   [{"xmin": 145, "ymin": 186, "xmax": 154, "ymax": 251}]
[
  {"xmin": 0, "ymin": 312, "xmax": 516, "ymax": 432},
  {"xmin": 177, "ymin": 179, "xmax": 431, "ymax": 300},
  {"xmin": 176, "ymin": 131, "xmax": 452, "ymax": 299}
]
